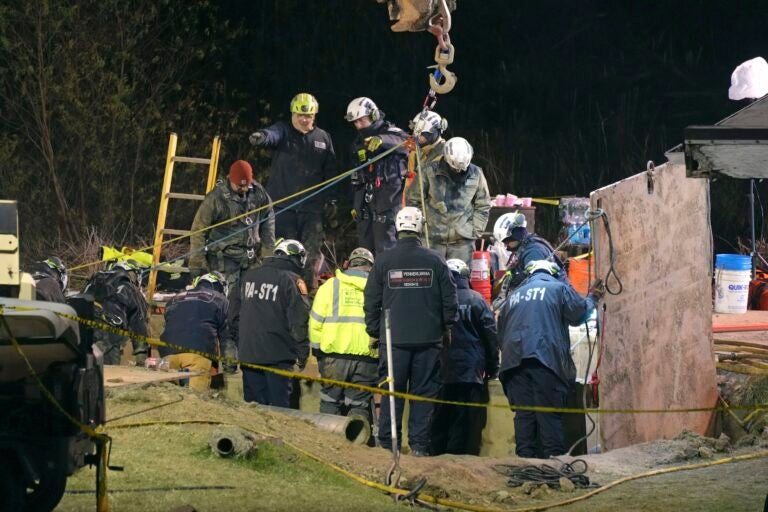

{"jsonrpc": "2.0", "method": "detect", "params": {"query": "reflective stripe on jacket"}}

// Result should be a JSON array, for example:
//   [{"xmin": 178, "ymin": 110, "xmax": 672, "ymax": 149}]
[{"xmin": 309, "ymin": 269, "xmax": 374, "ymax": 358}]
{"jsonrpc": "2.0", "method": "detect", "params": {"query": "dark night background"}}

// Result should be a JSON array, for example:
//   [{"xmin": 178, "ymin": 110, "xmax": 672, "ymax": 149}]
[{"xmin": 1, "ymin": 0, "xmax": 766, "ymax": 260}]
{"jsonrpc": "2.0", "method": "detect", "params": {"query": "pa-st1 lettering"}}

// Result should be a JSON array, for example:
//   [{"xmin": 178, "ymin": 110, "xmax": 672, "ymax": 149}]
[{"xmin": 245, "ymin": 281, "xmax": 279, "ymax": 301}]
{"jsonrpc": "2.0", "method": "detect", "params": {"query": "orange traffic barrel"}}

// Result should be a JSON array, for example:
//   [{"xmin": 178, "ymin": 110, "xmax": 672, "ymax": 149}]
[{"xmin": 470, "ymin": 250, "xmax": 492, "ymax": 304}]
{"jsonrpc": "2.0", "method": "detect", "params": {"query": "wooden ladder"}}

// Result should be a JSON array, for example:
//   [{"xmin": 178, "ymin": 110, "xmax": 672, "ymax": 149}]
[{"xmin": 146, "ymin": 133, "xmax": 221, "ymax": 301}]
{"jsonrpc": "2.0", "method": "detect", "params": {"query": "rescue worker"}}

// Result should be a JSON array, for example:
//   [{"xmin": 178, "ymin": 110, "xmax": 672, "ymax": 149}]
[
  {"xmin": 364, "ymin": 206, "xmax": 458, "ymax": 456},
  {"xmin": 406, "ymin": 136, "xmax": 491, "ymax": 264},
  {"xmin": 29, "ymin": 256, "xmax": 68, "ymax": 302},
  {"xmin": 83, "ymin": 259, "xmax": 149, "ymax": 365},
  {"xmin": 346, "ymin": 97, "xmax": 409, "ymax": 254},
  {"xmin": 409, "ymin": 110, "xmax": 448, "ymax": 167},
  {"xmin": 237, "ymin": 239, "xmax": 310, "ymax": 407},
  {"xmin": 309, "ymin": 247, "xmax": 377, "ymax": 425},
  {"xmin": 492, "ymin": 211, "xmax": 566, "ymax": 309},
  {"xmin": 249, "ymin": 93, "xmax": 338, "ymax": 292},
  {"xmin": 189, "ymin": 160, "xmax": 275, "ymax": 372},
  {"xmin": 497, "ymin": 260, "xmax": 604, "ymax": 458},
  {"xmin": 158, "ymin": 271, "xmax": 229, "ymax": 392},
  {"xmin": 432, "ymin": 259, "xmax": 499, "ymax": 456}
]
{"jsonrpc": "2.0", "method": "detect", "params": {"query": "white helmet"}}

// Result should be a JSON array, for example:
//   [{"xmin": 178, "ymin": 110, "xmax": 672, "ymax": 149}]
[
  {"xmin": 446, "ymin": 258, "xmax": 469, "ymax": 278},
  {"xmin": 410, "ymin": 110, "xmax": 447, "ymax": 137},
  {"xmin": 443, "ymin": 137, "xmax": 473, "ymax": 171},
  {"xmin": 395, "ymin": 207, "xmax": 424, "ymax": 234},
  {"xmin": 274, "ymin": 239, "xmax": 308, "ymax": 268},
  {"xmin": 345, "ymin": 97, "xmax": 379, "ymax": 122},
  {"xmin": 493, "ymin": 211, "xmax": 527, "ymax": 242},
  {"xmin": 525, "ymin": 259, "xmax": 560, "ymax": 276}
]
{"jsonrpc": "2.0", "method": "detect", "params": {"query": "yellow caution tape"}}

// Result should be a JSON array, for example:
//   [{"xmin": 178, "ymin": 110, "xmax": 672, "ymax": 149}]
[
  {"xmin": 531, "ymin": 198, "xmax": 560, "ymax": 206},
  {"xmin": 4, "ymin": 304, "xmax": 765, "ymax": 416},
  {"xmin": 106, "ymin": 419, "xmax": 768, "ymax": 512},
  {"xmin": 571, "ymin": 251, "xmax": 593, "ymax": 260}
]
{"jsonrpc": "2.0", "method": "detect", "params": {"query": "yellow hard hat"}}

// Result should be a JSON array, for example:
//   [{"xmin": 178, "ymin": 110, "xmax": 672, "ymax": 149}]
[{"xmin": 290, "ymin": 93, "xmax": 319, "ymax": 114}]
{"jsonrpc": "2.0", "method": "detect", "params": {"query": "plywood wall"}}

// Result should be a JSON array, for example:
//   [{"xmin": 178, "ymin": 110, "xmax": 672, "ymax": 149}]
[{"xmin": 591, "ymin": 162, "xmax": 717, "ymax": 450}]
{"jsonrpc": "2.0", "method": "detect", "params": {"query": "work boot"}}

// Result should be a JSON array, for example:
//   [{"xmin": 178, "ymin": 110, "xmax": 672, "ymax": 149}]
[{"xmin": 410, "ymin": 449, "xmax": 430, "ymax": 457}]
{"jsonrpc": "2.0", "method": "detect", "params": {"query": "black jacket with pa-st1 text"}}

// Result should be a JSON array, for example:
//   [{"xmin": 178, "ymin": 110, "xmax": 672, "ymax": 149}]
[
  {"xmin": 236, "ymin": 256, "xmax": 310, "ymax": 365},
  {"xmin": 497, "ymin": 272, "xmax": 594, "ymax": 385},
  {"xmin": 159, "ymin": 282, "xmax": 229, "ymax": 358},
  {"xmin": 364, "ymin": 235, "xmax": 458, "ymax": 346}
]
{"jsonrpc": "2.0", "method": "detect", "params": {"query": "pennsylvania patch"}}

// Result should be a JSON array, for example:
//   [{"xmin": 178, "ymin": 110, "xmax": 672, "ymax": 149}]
[
  {"xmin": 387, "ymin": 269, "xmax": 434, "ymax": 289},
  {"xmin": 296, "ymin": 278, "xmax": 308, "ymax": 295},
  {"xmin": 314, "ymin": 140, "xmax": 327, "ymax": 150}
]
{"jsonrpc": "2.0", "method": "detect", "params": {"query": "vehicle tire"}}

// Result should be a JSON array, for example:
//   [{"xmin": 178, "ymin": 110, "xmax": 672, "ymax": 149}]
[
  {"xmin": 23, "ymin": 456, "xmax": 68, "ymax": 512},
  {"xmin": 0, "ymin": 452, "xmax": 25, "ymax": 512}
]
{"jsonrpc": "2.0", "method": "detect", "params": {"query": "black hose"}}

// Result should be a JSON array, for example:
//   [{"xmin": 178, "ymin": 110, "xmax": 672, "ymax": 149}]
[
  {"xmin": 105, "ymin": 395, "xmax": 185, "ymax": 423},
  {"xmin": 597, "ymin": 211, "xmax": 623, "ymax": 295},
  {"xmin": 493, "ymin": 459, "xmax": 598, "ymax": 489}
]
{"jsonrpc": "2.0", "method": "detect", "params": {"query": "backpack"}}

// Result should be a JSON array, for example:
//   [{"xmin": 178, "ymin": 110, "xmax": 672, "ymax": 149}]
[{"xmin": 84, "ymin": 271, "xmax": 123, "ymax": 304}]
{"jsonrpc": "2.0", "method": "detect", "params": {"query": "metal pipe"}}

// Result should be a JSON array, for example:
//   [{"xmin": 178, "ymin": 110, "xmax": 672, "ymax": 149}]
[
  {"xmin": 258, "ymin": 405, "xmax": 371, "ymax": 445},
  {"xmin": 384, "ymin": 309, "xmax": 399, "ymax": 460}
]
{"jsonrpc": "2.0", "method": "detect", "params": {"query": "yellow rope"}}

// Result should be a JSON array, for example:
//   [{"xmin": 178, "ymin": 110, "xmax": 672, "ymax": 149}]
[
  {"xmin": 4, "ymin": 304, "xmax": 766, "ymax": 416},
  {"xmin": 69, "ymin": 142, "xmax": 406, "ymax": 272}
]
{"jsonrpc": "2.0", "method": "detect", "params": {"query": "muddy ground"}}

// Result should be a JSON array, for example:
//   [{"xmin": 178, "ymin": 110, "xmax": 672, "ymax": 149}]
[{"xmin": 57, "ymin": 382, "xmax": 768, "ymax": 511}]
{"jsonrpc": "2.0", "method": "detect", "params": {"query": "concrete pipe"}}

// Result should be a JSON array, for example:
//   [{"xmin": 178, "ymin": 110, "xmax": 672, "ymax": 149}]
[
  {"xmin": 209, "ymin": 426, "xmax": 258, "ymax": 458},
  {"xmin": 259, "ymin": 405, "xmax": 371, "ymax": 445}
]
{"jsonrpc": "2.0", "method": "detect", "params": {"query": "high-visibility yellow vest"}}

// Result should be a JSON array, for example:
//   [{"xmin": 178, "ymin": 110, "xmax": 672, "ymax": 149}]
[{"xmin": 309, "ymin": 269, "xmax": 374, "ymax": 357}]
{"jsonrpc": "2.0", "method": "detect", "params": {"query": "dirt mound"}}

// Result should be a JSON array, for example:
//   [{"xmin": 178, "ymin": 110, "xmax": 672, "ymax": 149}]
[{"xmin": 103, "ymin": 384, "xmax": 768, "ymax": 510}]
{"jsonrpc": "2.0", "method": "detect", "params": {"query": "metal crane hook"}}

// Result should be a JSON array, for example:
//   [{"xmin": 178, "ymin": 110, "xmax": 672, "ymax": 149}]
[{"xmin": 428, "ymin": 41, "xmax": 457, "ymax": 94}]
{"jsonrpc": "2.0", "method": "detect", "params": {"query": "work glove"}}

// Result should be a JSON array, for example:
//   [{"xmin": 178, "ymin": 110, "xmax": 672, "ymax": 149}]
[
  {"xmin": 350, "ymin": 208, "xmax": 358, "ymax": 221},
  {"xmin": 249, "ymin": 131, "xmax": 266, "ymax": 146},
  {"xmin": 588, "ymin": 278, "xmax": 606, "ymax": 302},
  {"xmin": 364, "ymin": 136, "xmax": 383, "ymax": 153},
  {"xmin": 443, "ymin": 329, "xmax": 452, "ymax": 347},
  {"xmin": 404, "ymin": 137, "xmax": 417, "ymax": 152},
  {"xmin": 368, "ymin": 337, "xmax": 380, "ymax": 358},
  {"xmin": 323, "ymin": 200, "xmax": 339, "ymax": 229},
  {"xmin": 435, "ymin": 201, "xmax": 448, "ymax": 214}
]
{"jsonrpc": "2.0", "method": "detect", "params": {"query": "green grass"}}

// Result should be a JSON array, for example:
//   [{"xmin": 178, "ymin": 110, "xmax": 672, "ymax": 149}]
[{"xmin": 58, "ymin": 425, "xmax": 405, "ymax": 512}]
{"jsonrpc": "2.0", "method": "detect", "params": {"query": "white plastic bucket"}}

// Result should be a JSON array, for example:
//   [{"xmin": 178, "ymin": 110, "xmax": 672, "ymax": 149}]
[{"xmin": 714, "ymin": 254, "xmax": 752, "ymax": 314}]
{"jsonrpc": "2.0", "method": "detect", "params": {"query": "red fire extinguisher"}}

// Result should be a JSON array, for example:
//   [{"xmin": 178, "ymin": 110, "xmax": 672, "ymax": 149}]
[{"xmin": 469, "ymin": 241, "xmax": 492, "ymax": 305}]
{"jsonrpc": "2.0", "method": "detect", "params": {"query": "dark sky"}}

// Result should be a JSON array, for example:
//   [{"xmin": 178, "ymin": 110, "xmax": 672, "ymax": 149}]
[{"xmin": 219, "ymin": 0, "xmax": 766, "ymax": 200}]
